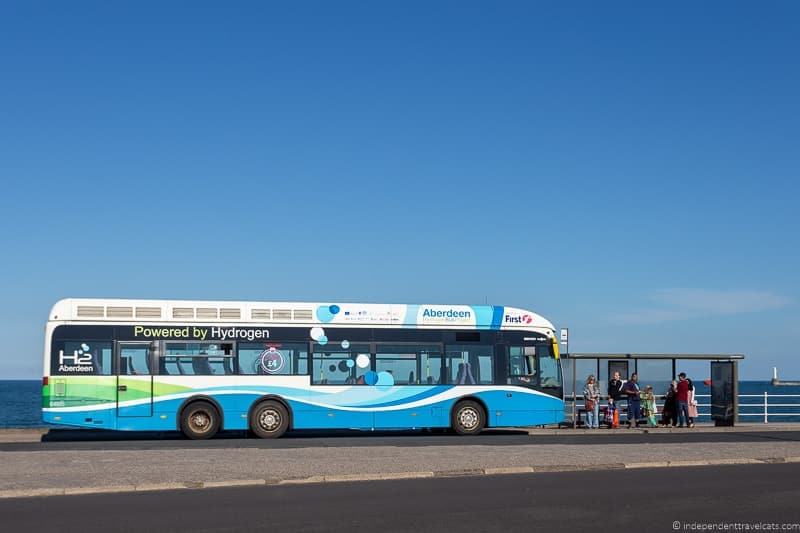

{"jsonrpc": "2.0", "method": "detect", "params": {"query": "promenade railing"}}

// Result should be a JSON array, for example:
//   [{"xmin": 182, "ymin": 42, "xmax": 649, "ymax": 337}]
[
  {"xmin": 564, "ymin": 392, "xmax": 800, "ymax": 424},
  {"xmin": 694, "ymin": 393, "xmax": 800, "ymax": 423}
]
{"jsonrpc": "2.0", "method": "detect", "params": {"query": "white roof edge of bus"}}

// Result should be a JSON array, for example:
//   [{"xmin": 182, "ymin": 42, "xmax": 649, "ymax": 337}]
[{"xmin": 48, "ymin": 298, "xmax": 555, "ymax": 332}]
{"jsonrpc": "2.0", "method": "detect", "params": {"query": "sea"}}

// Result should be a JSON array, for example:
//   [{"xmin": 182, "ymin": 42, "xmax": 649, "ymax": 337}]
[{"xmin": 1, "ymin": 380, "xmax": 799, "ymax": 428}]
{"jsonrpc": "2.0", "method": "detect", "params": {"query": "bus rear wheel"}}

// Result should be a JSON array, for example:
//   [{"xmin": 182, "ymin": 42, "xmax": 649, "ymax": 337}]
[
  {"xmin": 452, "ymin": 400, "xmax": 485, "ymax": 435},
  {"xmin": 251, "ymin": 400, "xmax": 289, "ymax": 439},
  {"xmin": 180, "ymin": 401, "xmax": 220, "ymax": 440}
]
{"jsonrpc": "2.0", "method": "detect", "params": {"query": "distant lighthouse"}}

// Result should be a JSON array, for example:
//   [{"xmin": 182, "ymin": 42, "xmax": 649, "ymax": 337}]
[{"xmin": 772, "ymin": 367, "xmax": 800, "ymax": 386}]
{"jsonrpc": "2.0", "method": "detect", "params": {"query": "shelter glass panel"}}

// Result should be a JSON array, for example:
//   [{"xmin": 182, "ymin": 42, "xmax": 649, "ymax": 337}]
[{"xmin": 636, "ymin": 359, "xmax": 673, "ymax": 399}]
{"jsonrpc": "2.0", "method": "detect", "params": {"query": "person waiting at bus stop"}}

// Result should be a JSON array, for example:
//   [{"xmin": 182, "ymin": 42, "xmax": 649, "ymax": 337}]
[
  {"xmin": 607, "ymin": 371, "xmax": 623, "ymax": 426},
  {"xmin": 621, "ymin": 373, "xmax": 641, "ymax": 428},
  {"xmin": 583, "ymin": 374, "xmax": 600, "ymax": 429},
  {"xmin": 642, "ymin": 385, "xmax": 658, "ymax": 427},
  {"xmin": 676, "ymin": 373, "xmax": 694, "ymax": 428},
  {"xmin": 687, "ymin": 376, "xmax": 698, "ymax": 427},
  {"xmin": 661, "ymin": 381, "xmax": 678, "ymax": 427}
]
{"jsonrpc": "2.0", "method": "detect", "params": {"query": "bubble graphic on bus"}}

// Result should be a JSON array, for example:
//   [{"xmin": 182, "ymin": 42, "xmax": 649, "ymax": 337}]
[
  {"xmin": 356, "ymin": 353, "xmax": 370, "ymax": 369},
  {"xmin": 346, "ymin": 359, "xmax": 355, "ymax": 368},
  {"xmin": 341, "ymin": 340, "xmax": 350, "ymax": 349},
  {"xmin": 310, "ymin": 327, "xmax": 325, "ymax": 341},
  {"xmin": 318, "ymin": 335, "xmax": 328, "ymax": 345},
  {"xmin": 363, "ymin": 371, "xmax": 378, "ymax": 385},
  {"xmin": 376, "ymin": 371, "xmax": 394, "ymax": 387},
  {"xmin": 316, "ymin": 304, "xmax": 341, "ymax": 323}
]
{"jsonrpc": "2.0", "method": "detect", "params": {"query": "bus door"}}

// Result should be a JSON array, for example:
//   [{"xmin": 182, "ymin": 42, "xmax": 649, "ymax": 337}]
[
  {"xmin": 502, "ymin": 341, "xmax": 564, "ymax": 426},
  {"xmin": 117, "ymin": 342, "xmax": 154, "ymax": 417}
]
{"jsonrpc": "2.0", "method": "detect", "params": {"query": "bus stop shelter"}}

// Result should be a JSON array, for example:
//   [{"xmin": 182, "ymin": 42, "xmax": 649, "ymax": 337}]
[{"xmin": 561, "ymin": 353, "xmax": 744, "ymax": 427}]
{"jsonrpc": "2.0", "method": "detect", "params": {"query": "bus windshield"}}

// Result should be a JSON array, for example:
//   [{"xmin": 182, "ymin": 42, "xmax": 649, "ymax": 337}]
[{"xmin": 538, "ymin": 344, "xmax": 562, "ymax": 389}]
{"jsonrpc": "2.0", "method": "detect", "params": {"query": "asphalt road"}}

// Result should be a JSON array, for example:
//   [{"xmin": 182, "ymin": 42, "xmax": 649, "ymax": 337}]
[
  {"xmin": 2, "ymin": 428, "xmax": 799, "ymax": 452},
  {"xmin": 2, "ymin": 463, "xmax": 799, "ymax": 532}
]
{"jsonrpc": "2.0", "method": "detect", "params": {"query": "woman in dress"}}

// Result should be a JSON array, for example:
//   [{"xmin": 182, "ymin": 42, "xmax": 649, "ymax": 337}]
[{"xmin": 687, "ymin": 379, "xmax": 698, "ymax": 428}]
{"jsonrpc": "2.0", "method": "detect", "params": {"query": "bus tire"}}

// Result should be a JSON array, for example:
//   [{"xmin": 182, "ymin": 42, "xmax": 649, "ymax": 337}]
[
  {"xmin": 251, "ymin": 400, "xmax": 289, "ymax": 439},
  {"xmin": 452, "ymin": 400, "xmax": 485, "ymax": 435},
  {"xmin": 180, "ymin": 401, "xmax": 220, "ymax": 440}
]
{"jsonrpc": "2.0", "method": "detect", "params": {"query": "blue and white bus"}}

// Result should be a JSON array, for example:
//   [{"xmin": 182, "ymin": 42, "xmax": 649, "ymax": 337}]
[{"xmin": 43, "ymin": 299, "xmax": 564, "ymax": 438}]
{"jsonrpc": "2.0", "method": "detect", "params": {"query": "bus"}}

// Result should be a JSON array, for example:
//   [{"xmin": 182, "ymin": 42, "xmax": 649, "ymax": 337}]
[{"xmin": 42, "ymin": 299, "xmax": 564, "ymax": 438}]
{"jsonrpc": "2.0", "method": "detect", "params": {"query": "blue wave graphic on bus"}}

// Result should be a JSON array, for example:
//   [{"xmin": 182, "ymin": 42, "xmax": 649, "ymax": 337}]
[{"xmin": 43, "ymin": 384, "xmax": 563, "ymax": 431}]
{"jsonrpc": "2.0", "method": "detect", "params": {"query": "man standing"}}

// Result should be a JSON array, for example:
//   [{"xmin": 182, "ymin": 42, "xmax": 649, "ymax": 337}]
[
  {"xmin": 622, "ymin": 373, "xmax": 641, "ymax": 428},
  {"xmin": 607, "ymin": 371, "xmax": 623, "ymax": 427},
  {"xmin": 676, "ymin": 372, "xmax": 691, "ymax": 428}
]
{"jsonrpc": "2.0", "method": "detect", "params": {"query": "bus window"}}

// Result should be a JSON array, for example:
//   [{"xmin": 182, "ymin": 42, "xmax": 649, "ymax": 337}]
[
  {"xmin": 375, "ymin": 344, "xmax": 441, "ymax": 385},
  {"xmin": 161, "ymin": 342, "xmax": 234, "ymax": 375},
  {"xmin": 312, "ymin": 343, "xmax": 371, "ymax": 385},
  {"xmin": 120, "ymin": 345, "xmax": 151, "ymax": 375},
  {"xmin": 445, "ymin": 345, "xmax": 494, "ymax": 385},
  {"xmin": 238, "ymin": 343, "xmax": 308, "ymax": 375},
  {"xmin": 508, "ymin": 346, "xmax": 538, "ymax": 385},
  {"xmin": 376, "ymin": 351, "xmax": 415, "ymax": 385}
]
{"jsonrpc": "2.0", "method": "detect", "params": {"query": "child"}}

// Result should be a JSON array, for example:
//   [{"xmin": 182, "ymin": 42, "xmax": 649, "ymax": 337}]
[
  {"xmin": 642, "ymin": 385, "xmax": 658, "ymax": 427},
  {"xmin": 607, "ymin": 398, "xmax": 619, "ymax": 428}
]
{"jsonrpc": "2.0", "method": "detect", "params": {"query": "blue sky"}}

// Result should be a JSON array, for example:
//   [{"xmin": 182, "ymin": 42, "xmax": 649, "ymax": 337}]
[{"xmin": 1, "ymin": 1, "xmax": 798, "ymax": 379}]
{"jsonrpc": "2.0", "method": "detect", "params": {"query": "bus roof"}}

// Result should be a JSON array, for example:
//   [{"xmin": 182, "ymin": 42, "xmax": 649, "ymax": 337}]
[{"xmin": 48, "ymin": 298, "xmax": 555, "ymax": 333}]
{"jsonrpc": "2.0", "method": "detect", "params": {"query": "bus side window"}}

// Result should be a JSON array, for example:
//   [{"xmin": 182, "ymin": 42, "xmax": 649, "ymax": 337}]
[
  {"xmin": 444, "ymin": 345, "xmax": 493, "ymax": 385},
  {"xmin": 508, "ymin": 346, "xmax": 538, "ymax": 385}
]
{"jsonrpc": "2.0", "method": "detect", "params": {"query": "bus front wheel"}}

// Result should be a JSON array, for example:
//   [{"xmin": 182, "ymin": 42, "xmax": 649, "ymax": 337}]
[
  {"xmin": 251, "ymin": 400, "xmax": 289, "ymax": 439},
  {"xmin": 180, "ymin": 401, "xmax": 221, "ymax": 440},
  {"xmin": 452, "ymin": 400, "xmax": 485, "ymax": 435}
]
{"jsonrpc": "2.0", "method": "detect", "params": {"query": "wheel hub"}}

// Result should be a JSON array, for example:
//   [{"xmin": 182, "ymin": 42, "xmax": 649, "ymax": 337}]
[
  {"xmin": 259, "ymin": 409, "xmax": 281, "ymax": 431},
  {"xmin": 459, "ymin": 407, "xmax": 479, "ymax": 429},
  {"xmin": 190, "ymin": 411, "xmax": 211, "ymax": 432}
]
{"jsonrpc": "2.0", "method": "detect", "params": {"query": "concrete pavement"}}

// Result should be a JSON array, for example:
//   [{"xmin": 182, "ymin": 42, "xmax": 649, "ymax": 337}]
[
  {"xmin": 2, "ymin": 463, "xmax": 800, "ymax": 532},
  {"xmin": 1, "ymin": 426, "xmax": 800, "ymax": 498}
]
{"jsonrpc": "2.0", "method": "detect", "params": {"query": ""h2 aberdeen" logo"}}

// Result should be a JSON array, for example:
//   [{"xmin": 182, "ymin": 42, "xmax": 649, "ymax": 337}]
[{"xmin": 58, "ymin": 343, "xmax": 95, "ymax": 373}]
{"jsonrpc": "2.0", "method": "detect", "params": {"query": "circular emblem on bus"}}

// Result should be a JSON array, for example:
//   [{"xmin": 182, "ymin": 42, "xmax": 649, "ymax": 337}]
[{"xmin": 258, "ymin": 347, "xmax": 285, "ymax": 374}]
